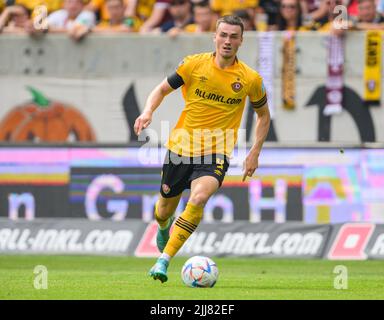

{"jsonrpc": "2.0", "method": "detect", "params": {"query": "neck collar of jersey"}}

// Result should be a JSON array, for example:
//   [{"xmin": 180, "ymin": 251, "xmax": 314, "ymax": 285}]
[{"xmin": 212, "ymin": 52, "xmax": 239, "ymax": 66}]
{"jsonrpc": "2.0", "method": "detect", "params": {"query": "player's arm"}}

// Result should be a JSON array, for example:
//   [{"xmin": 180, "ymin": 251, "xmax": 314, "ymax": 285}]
[
  {"xmin": 134, "ymin": 73, "xmax": 184, "ymax": 136},
  {"xmin": 124, "ymin": 0, "xmax": 138, "ymax": 17},
  {"xmin": 242, "ymin": 102, "xmax": 270, "ymax": 181}
]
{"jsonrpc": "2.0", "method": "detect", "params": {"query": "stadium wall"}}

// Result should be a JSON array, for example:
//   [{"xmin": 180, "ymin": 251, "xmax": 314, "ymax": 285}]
[{"xmin": 0, "ymin": 32, "xmax": 383, "ymax": 144}]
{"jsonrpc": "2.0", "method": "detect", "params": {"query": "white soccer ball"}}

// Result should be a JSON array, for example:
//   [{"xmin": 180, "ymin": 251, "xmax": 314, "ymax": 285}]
[{"xmin": 181, "ymin": 256, "xmax": 219, "ymax": 288}]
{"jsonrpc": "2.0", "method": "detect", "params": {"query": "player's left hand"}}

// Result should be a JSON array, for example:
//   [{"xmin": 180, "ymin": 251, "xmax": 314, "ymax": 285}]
[{"xmin": 242, "ymin": 152, "xmax": 259, "ymax": 182}]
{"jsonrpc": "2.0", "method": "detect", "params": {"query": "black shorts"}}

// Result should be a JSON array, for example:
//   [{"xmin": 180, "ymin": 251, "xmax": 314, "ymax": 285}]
[{"xmin": 159, "ymin": 150, "xmax": 230, "ymax": 198}]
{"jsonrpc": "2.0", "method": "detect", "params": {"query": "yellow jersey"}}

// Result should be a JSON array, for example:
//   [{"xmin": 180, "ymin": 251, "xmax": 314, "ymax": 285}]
[
  {"xmin": 136, "ymin": 0, "xmax": 156, "ymax": 21},
  {"xmin": 16, "ymin": 0, "xmax": 63, "ymax": 13},
  {"xmin": 166, "ymin": 52, "xmax": 267, "ymax": 158},
  {"xmin": 90, "ymin": 0, "xmax": 153, "ymax": 27},
  {"xmin": 183, "ymin": 23, "xmax": 215, "ymax": 33},
  {"xmin": 210, "ymin": 0, "xmax": 258, "ymax": 16}
]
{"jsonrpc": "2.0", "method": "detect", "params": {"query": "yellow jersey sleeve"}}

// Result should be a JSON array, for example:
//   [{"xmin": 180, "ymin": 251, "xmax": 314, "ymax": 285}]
[
  {"xmin": 175, "ymin": 55, "xmax": 199, "ymax": 86},
  {"xmin": 248, "ymin": 73, "xmax": 267, "ymax": 109}
]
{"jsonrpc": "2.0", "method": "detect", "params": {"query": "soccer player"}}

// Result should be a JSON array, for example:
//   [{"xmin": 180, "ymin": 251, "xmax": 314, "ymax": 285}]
[{"xmin": 134, "ymin": 14, "xmax": 271, "ymax": 283}]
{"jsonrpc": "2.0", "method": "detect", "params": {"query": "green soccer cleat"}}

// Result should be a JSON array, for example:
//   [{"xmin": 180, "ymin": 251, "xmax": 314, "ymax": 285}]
[
  {"xmin": 156, "ymin": 216, "xmax": 174, "ymax": 253},
  {"xmin": 149, "ymin": 258, "xmax": 169, "ymax": 283}
]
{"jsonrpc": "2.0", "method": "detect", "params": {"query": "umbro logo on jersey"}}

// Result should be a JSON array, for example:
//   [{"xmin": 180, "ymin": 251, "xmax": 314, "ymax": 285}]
[
  {"xmin": 231, "ymin": 82, "xmax": 243, "ymax": 92},
  {"xmin": 199, "ymin": 76, "xmax": 208, "ymax": 82}
]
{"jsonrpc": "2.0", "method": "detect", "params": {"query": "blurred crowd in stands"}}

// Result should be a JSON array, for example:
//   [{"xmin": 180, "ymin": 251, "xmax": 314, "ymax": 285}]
[{"xmin": 0, "ymin": 0, "xmax": 383, "ymax": 40}]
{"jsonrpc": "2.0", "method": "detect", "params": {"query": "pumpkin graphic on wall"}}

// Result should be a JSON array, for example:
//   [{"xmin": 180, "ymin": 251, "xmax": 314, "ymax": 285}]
[{"xmin": 0, "ymin": 87, "xmax": 96, "ymax": 142}]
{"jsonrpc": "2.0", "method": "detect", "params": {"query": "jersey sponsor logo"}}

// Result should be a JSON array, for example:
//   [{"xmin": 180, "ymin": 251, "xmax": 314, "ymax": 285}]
[
  {"xmin": 328, "ymin": 223, "xmax": 375, "ymax": 260},
  {"xmin": 179, "ymin": 231, "xmax": 324, "ymax": 256},
  {"xmin": 195, "ymin": 88, "xmax": 242, "ymax": 105},
  {"xmin": 0, "ymin": 227, "xmax": 133, "ymax": 254},
  {"xmin": 231, "ymin": 82, "xmax": 243, "ymax": 93}
]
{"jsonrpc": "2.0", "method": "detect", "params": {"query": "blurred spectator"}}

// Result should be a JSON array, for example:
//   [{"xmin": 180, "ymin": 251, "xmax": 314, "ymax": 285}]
[
  {"xmin": 47, "ymin": 0, "xmax": 96, "ymax": 40},
  {"xmin": 300, "ymin": 0, "xmax": 329, "ymax": 26},
  {"xmin": 15, "ymin": 0, "xmax": 63, "ymax": 14},
  {"xmin": 358, "ymin": 0, "xmax": 383, "ymax": 20},
  {"xmin": 124, "ymin": 0, "xmax": 155, "ymax": 20},
  {"xmin": 234, "ymin": 9, "xmax": 255, "ymax": 30},
  {"xmin": 311, "ymin": 0, "xmax": 360, "ymax": 23},
  {"xmin": 159, "ymin": 0, "xmax": 192, "ymax": 33},
  {"xmin": 210, "ymin": 0, "xmax": 258, "ymax": 18},
  {"xmin": 184, "ymin": 0, "xmax": 215, "ymax": 33},
  {"xmin": 85, "ymin": 0, "xmax": 127, "ymax": 21},
  {"xmin": 350, "ymin": 0, "xmax": 384, "ymax": 29},
  {"xmin": 378, "ymin": 0, "xmax": 384, "ymax": 14},
  {"xmin": 93, "ymin": 0, "xmax": 134, "ymax": 32},
  {"xmin": 315, "ymin": 0, "xmax": 348, "ymax": 34},
  {"xmin": 122, "ymin": 0, "xmax": 158, "ymax": 32},
  {"xmin": 258, "ymin": 0, "xmax": 280, "ymax": 27},
  {"xmin": 0, "ymin": 4, "xmax": 31, "ymax": 33},
  {"xmin": 274, "ymin": 0, "xmax": 304, "ymax": 30},
  {"xmin": 347, "ymin": 0, "xmax": 359, "ymax": 17},
  {"xmin": 254, "ymin": 9, "xmax": 268, "ymax": 31},
  {"xmin": 300, "ymin": 0, "xmax": 322, "ymax": 14},
  {"xmin": 86, "ymin": 0, "xmax": 171, "ymax": 32},
  {"xmin": 137, "ymin": 0, "xmax": 172, "ymax": 33}
]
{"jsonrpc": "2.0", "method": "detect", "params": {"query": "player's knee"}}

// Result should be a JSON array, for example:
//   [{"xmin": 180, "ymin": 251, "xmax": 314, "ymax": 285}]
[
  {"xmin": 189, "ymin": 192, "xmax": 209, "ymax": 207},
  {"xmin": 156, "ymin": 201, "xmax": 174, "ymax": 219}
]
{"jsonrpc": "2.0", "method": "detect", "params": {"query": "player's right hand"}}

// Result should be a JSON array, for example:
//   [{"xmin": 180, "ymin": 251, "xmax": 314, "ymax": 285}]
[
  {"xmin": 242, "ymin": 152, "xmax": 259, "ymax": 182},
  {"xmin": 134, "ymin": 112, "xmax": 152, "ymax": 136}
]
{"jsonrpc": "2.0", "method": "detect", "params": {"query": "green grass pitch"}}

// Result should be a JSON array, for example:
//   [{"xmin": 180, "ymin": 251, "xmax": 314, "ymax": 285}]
[{"xmin": 1, "ymin": 255, "xmax": 384, "ymax": 300}]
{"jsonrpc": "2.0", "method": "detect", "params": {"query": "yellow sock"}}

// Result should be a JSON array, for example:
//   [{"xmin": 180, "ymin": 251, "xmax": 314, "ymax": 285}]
[
  {"xmin": 154, "ymin": 201, "xmax": 171, "ymax": 230},
  {"xmin": 163, "ymin": 202, "xmax": 203, "ymax": 257}
]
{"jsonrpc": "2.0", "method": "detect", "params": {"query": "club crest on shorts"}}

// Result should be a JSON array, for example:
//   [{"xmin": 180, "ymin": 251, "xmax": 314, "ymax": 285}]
[
  {"xmin": 231, "ymin": 82, "xmax": 243, "ymax": 93},
  {"xmin": 162, "ymin": 184, "xmax": 171, "ymax": 194}
]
